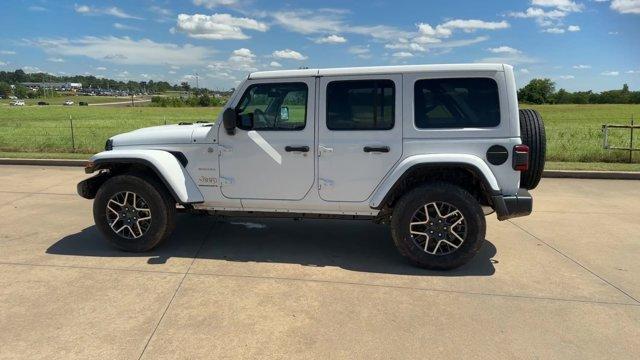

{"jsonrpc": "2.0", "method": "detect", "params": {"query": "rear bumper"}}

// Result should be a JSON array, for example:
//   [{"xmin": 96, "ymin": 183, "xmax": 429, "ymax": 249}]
[{"xmin": 492, "ymin": 189, "xmax": 532, "ymax": 221}]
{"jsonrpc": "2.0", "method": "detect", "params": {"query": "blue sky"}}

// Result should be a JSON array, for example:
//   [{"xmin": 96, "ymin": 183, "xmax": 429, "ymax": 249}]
[{"xmin": 0, "ymin": 0, "xmax": 638, "ymax": 90}]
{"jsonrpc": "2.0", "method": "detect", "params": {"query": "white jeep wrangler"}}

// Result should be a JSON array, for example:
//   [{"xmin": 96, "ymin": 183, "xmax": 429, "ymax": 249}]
[{"xmin": 78, "ymin": 64, "xmax": 545, "ymax": 270}]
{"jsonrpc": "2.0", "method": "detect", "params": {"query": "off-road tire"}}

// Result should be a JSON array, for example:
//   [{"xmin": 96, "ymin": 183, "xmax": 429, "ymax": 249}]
[
  {"xmin": 519, "ymin": 109, "xmax": 546, "ymax": 190},
  {"xmin": 390, "ymin": 183, "xmax": 486, "ymax": 270},
  {"xmin": 93, "ymin": 174, "xmax": 176, "ymax": 252}
]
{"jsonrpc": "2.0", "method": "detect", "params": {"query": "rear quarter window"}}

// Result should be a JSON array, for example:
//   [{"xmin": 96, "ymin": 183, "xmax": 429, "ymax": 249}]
[{"xmin": 414, "ymin": 78, "xmax": 500, "ymax": 129}]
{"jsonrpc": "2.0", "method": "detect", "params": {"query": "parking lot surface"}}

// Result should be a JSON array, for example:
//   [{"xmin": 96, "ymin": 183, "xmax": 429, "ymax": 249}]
[{"xmin": 0, "ymin": 165, "xmax": 639, "ymax": 359}]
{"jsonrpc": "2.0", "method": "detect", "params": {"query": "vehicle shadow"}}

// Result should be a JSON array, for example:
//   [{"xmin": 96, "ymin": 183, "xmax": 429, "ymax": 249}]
[{"xmin": 47, "ymin": 214, "xmax": 497, "ymax": 277}]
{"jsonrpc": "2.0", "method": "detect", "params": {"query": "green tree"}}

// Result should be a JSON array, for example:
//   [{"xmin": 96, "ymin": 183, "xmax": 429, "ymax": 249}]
[
  {"xmin": 14, "ymin": 85, "xmax": 29, "ymax": 99},
  {"xmin": 518, "ymin": 78, "xmax": 556, "ymax": 104},
  {"xmin": 0, "ymin": 82, "xmax": 11, "ymax": 98},
  {"xmin": 518, "ymin": 79, "xmax": 556, "ymax": 104}
]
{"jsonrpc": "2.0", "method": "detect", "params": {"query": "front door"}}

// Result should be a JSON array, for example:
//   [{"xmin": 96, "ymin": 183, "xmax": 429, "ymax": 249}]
[
  {"xmin": 318, "ymin": 75, "xmax": 403, "ymax": 202},
  {"xmin": 219, "ymin": 79, "xmax": 315, "ymax": 200}
]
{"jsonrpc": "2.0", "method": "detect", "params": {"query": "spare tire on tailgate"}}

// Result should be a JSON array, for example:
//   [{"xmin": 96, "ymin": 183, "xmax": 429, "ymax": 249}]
[{"xmin": 519, "ymin": 109, "xmax": 546, "ymax": 190}]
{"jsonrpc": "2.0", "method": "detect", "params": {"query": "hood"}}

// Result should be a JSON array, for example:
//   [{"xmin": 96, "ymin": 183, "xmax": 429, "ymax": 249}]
[{"xmin": 110, "ymin": 123, "xmax": 211, "ymax": 147}]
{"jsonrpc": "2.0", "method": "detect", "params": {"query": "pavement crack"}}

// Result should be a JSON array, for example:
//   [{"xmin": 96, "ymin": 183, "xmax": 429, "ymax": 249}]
[
  {"xmin": 184, "ymin": 271, "xmax": 640, "ymax": 307},
  {"xmin": 508, "ymin": 220, "xmax": 640, "ymax": 305},
  {"xmin": 137, "ymin": 222, "xmax": 213, "ymax": 360}
]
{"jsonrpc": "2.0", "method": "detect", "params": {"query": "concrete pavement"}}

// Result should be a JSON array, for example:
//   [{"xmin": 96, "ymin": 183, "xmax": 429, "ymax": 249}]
[{"xmin": 0, "ymin": 165, "xmax": 638, "ymax": 359}]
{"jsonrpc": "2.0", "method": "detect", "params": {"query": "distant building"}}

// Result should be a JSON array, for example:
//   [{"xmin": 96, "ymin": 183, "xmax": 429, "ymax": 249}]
[{"xmin": 20, "ymin": 82, "xmax": 83, "ymax": 91}]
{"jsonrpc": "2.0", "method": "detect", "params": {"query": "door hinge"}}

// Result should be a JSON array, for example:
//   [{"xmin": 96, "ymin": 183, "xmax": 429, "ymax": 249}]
[
  {"xmin": 318, "ymin": 145, "xmax": 334, "ymax": 157},
  {"xmin": 220, "ymin": 177, "xmax": 234, "ymax": 186},
  {"xmin": 218, "ymin": 145, "xmax": 232, "ymax": 155},
  {"xmin": 318, "ymin": 178, "xmax": 334, "ymax": 189}
]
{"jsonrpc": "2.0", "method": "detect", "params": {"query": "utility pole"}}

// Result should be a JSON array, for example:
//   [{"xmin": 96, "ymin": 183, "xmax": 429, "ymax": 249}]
[{"xmin": 194, "ymin": 72, "xmax": 199, "ymax": 92}]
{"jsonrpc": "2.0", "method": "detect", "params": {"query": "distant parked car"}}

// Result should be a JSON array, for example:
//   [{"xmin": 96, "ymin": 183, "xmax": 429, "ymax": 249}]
[
  {"xmin": 10, "ymin": 100, "xmax": 25, "ymax": 106},
  {"xmin": 8, "ymin": 96, "xmax": 18, "ymax": 100},
  {"xmin": 79, "ymin": 101, "xmax": 89, "ymax": 106},
  {"xmin": 37, "ymin": 101, "xmax": 49, "ymax": 106},
  {"xmin": 63, "ymin": 100, "xmax": 74, "ymax": 106}
]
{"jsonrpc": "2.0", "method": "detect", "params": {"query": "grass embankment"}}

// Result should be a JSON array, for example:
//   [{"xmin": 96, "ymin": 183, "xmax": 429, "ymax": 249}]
[{"xmin": 0, "ymin": 104, "xmax": 639, "ymax": 170}]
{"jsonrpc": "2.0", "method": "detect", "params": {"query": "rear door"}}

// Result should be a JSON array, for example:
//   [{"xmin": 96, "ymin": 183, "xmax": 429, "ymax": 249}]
[{"xmin": 317, "ymin": 75, "xmax": 402, "ymax": 202}]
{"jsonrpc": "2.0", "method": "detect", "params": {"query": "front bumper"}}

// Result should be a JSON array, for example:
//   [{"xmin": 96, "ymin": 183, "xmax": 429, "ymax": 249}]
[{"xmin": 492, "ymin": 189, "xmax": 532, "ymax": 221}]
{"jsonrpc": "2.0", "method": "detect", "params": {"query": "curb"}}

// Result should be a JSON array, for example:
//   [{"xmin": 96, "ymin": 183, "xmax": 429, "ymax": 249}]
[
  {"xmin": 542, "ymin": 170, "xmax": 640, "ymax": 180},
  {"xmin": 1, "ymin": 158, "xmax": 639, "ymax": 180},
  {"xmin": 0, "ymin": 158, "xmax": 86, "ymax": 167}
]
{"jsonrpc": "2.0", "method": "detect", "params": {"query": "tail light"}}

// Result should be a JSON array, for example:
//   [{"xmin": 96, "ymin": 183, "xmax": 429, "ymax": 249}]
[{"xmin": 513, "ymin": 145, "xmax": 529, "ymax": 172}]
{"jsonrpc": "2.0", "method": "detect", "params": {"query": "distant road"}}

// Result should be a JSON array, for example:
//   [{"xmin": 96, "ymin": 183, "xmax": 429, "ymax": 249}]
[{"xmin": 89, "ymin": 99, "xmax": 152, "ymax": 106}]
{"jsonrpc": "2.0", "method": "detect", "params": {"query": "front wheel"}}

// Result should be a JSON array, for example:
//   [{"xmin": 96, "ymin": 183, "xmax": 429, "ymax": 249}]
[
  {"xmin": 93, "ymin": 174, "xmax": 176, "ymax": 252},
  {"xmin": 390, "ymin": 183, "xmax": 486, "ymax": 270}
]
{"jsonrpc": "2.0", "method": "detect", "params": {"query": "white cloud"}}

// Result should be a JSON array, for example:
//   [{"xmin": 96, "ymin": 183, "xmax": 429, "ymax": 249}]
[
  {"xmin": 315, "ymin": 34, "xmax": 347, "ymax": 44},
  {"xmin": 192, "ymin": 0, "xmax": 239, "ymax": 9},
  {"xmin": 567, "ymin": 25, "xmax": 581, "ymax": 31},
  {"xmin": 531, "ymin": 0, "xmax": 583, "ymax": 12},
  {"xmin": 573, "ymin": 64, "xmax": 591, "ymax": 69},
  {"xmin": 31, "ymin": 37, "xmax": 212, "ymax": 65},
  {"xmin": 627, "ymin": 70, "xmax": 640, "ymax": 74},
  {"xmin": 543, "ymin": 27, "xmax": 566, "ymax": 33},
  {"xmin": 558, "ymin": 75, "xmax": 575, "ymax": 79},
  {"xmin": 47, "ymin": 57, "xmax": 65, "ymax": 63},
  {"xmin": 348, "ymin": 45, "xmax": 371, "ymax": 59},
  {"xmin": 23, "ymin": 66, "xmax": 43, "ymax": 73},
  {"xmin": 0, "ymin": 50, "xmax": 16, "ymax": 55},
  {"xmin": 271, "ymin": 9, "xmax": 343, "ymax": 35},
  {"xmin": 0, "ymin": 61, "xmax": 6, "ymax": 66},
  {"xmin": 488, "ymin": 46, "xmax": 521, "ymax": 54},
  {"xmin": 96, "ymin": 66, "xmax": 108, "ymax": 71},
  {"xmin": 272, "ymin": 49, "xmax": 307, "ymax": 60},
  {"xmin": 437, "ymin": 19, "xmax": 510, "ymax": 33},
  {"xmin": 611, "ymin": 0, "xmax": 640, "ymax": 14},
  {"xmin": 507, "ymin": 7, "xmax": 568, "ymax": 27},
  {"xmin": 207, "ymin": 48, "xmax": 258, "ymax": 73},
  {"xmin": 520, "ymin": 68, "xmax": 530, "ymax": 74},
  {"xmin": 601, "ymin": 71, "xmax": 620, "ymax": 76},
  {"xmin": 113, "ymin": 23, "xmax": 140, "ymax": 31},
  {"xmin": 174, "ymin": 13, "xmax": 268, "ymax": 40},
  {"xmin": 392, "ymin": 51, "xmax": 414, "ymax": 58},
  {"xmin": 74, "ymin": 4, "xmax": 143, "ymax": 20},
  {"xmin": 269, "ymin": 61, "xmax": 282, "ymax": 67}
]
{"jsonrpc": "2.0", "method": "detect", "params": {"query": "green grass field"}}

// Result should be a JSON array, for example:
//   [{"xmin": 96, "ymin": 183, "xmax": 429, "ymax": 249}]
[
  {"xmin": 0, "ymin": 106, "xmax": 219, "ymax": 153},
  {"xmin": 527, "ymin": 104, "xmax": 640, "ymax": 163},
  {"xmin": 0, "ymin": 104, "xmax": 638, "ymax": 167}
]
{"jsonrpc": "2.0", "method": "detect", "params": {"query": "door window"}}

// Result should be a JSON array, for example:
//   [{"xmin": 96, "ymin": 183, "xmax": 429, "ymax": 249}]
[
  {"xmin": 414, "ymin": 78, "xmax": 500, "ymax": 129},
  {"xmin": 236, "ymin": 82, "xmax": 308, "ymax": 130},
  {"xmin": 326, "ymin": 80, "xmax": 395, "ymax": 130}
]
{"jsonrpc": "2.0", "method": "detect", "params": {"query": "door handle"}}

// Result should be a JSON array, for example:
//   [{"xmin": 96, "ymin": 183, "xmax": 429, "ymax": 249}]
[
  {"xmin": 285, "ymin": 145, "xmax": 310, "ymax": 152},
  {"xmin": 363, "ymin": 146, "xmax": 390, "ymax": 153}
]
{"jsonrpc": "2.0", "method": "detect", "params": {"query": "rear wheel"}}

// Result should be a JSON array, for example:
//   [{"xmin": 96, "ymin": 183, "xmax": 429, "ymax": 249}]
[
  {"xmin": 519, "ymin": 109, "xmax": 546, "ymax": 190},
  {"xmin": 93, "ymin": 174, "xmax": 176, "ymax": 252},
  {"xmin": 390, "ymin": 183, "xmax": 486, "ymax": 270}
]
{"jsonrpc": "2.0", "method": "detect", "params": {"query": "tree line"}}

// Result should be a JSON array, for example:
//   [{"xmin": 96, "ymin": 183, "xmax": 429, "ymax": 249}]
[
  {"xmin": 517, "ymin": 78, "xmax": 640, "ymax": 104},
  {"xmin": 0, "ymin": 69, "xmax": 180, "ymax": 94}
]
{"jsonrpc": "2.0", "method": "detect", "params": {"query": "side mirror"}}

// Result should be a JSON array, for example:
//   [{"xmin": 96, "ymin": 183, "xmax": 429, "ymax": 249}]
[{"xmin": 222, "ymin": 108, "xmax": 237, "ymax": 135}]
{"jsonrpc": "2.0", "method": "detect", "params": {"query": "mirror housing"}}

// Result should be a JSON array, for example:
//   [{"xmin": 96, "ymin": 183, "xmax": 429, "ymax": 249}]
[{"xmin": 222, "ymin": 108, "xmax": 237, "ymax": 135}]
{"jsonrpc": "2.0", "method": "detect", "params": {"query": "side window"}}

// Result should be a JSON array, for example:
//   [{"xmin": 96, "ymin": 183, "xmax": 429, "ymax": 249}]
[
  {"xmin": 236, "ymin": 82, "xmax": 308, "ymax": 130},
  {"xmin": 326, "ymin": 80, "xmax": 395, "ymax": 130},
  {"xmin": 414, "ymin": 78, "xmax": 500, "ymax": 129}
]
